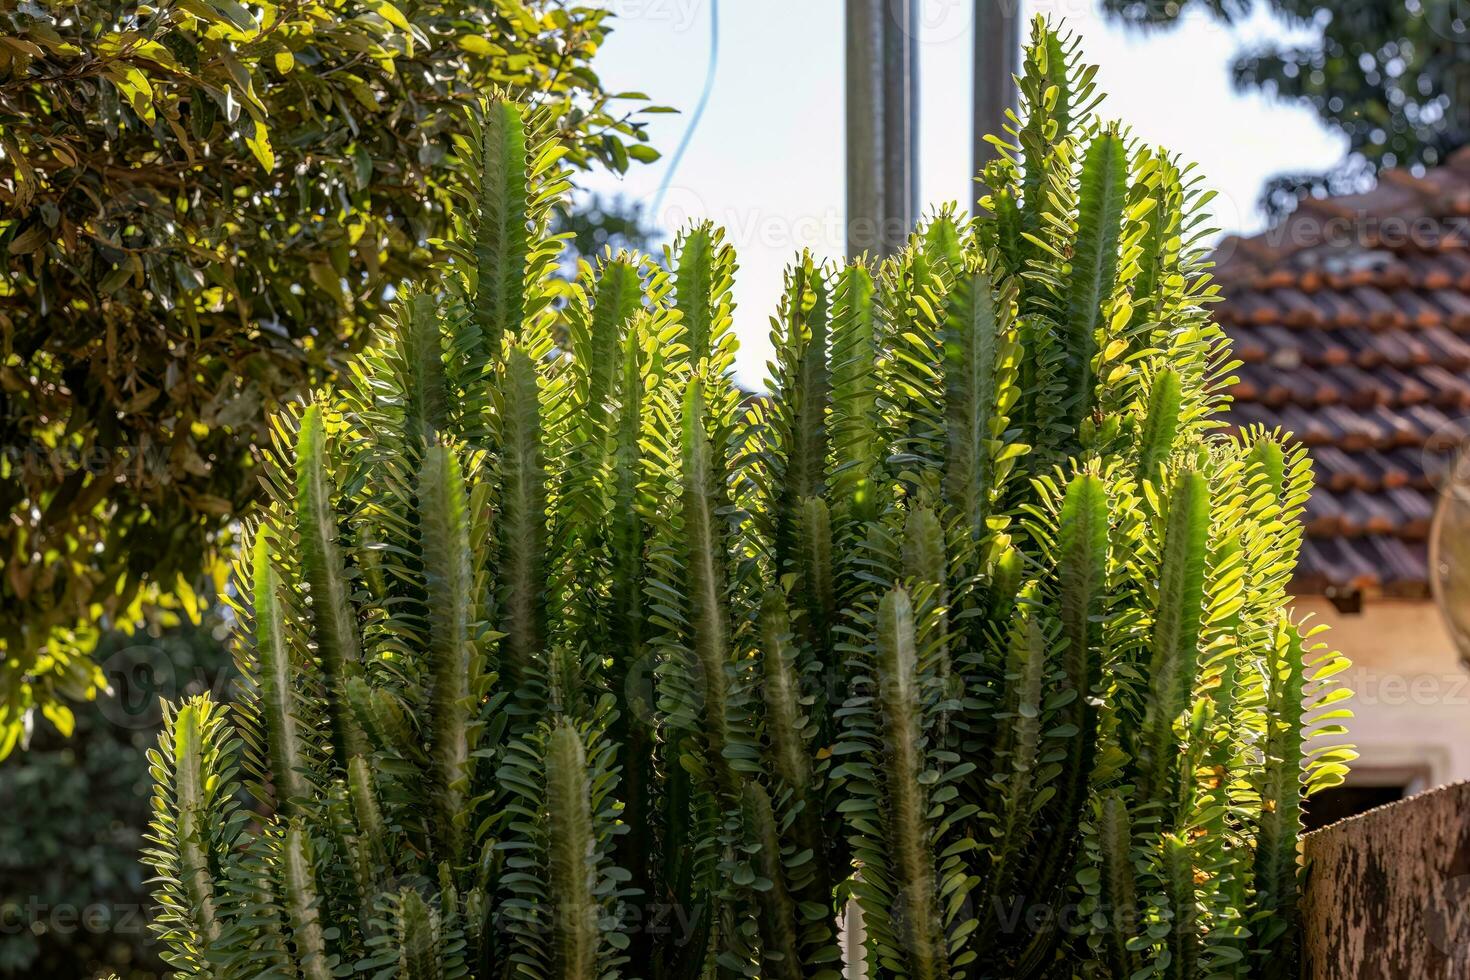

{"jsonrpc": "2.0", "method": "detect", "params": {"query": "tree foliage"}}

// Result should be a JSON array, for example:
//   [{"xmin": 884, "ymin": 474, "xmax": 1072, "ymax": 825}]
[
  {"xmin": 143, "ymin": 21, "xmax": 1353, "ymax": 978},
  {"xmin": 0, "ymin": 612, "xmax": 231, "ymax": 980},
  {"xmin": 1102, "ymin": 0, "xmax": 1470, "ymax": 217},
  {"xmin": 0, "ymin": 0, "xmax": 660, "ymax": 751},
  {"xmin": 552, "ymin": 192, "xmax": 661, "ymax": 268}
]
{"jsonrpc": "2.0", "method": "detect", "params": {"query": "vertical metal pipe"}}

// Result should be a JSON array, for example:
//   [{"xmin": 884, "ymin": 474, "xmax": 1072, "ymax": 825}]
[
  {"xmin": 886, "ymin": 0, "xmax": 918, "ymax": 245},
  {"xmin": 972, "ymin": 0, "xmax": 1021, "ymax": 214},
  {"xmin": 846, "ymin": 0, "xmax": 919, "ymax": 258},
  {"xmin": 846, "ymin": 0, "xmax": 883, "ymax": 258}
]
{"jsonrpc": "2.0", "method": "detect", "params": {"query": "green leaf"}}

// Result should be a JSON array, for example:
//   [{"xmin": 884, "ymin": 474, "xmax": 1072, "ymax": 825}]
[
  {"xmin": 41, "ymin": 702, "xmax": 74, "ymax": 737},
  {"xmin": 244, "ymin": 117, "xmax": 275, "ymax": 171},
  {"xmin": 352, "ymin": 144, "xmax": 374, "ymax": 189},
  {"xmin": 372, "ymin": 0, "xmax": 412, "ymax": 32},
  {"xmin": 204, "ymin": 0, "xmax": 260, "ymax": 31}
]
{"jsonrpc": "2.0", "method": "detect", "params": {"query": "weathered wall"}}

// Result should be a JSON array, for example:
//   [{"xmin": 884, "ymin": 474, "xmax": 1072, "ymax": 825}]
[
  {"xmin": 1301, "ymin": 780, "xmax": 1470, "ymax": 978},
  {"xmin": 1293, "ymin": 598, "xmax": 1470, "ymax": 787}
]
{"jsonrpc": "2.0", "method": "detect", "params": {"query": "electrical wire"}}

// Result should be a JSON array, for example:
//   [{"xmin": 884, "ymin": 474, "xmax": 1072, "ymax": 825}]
[{"xmin": 650, "ymin": 0, "xmax": 719, "ymax": 219}]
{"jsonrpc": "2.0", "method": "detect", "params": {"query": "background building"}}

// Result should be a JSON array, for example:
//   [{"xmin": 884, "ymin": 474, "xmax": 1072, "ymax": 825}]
[{"xmin": 1215, "ymin": 151, "xmax": 1470, "ymax": 825}]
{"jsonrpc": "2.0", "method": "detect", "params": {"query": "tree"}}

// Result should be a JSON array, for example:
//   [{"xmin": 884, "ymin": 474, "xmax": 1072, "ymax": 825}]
[
  {"xmin": 0, "ymin": 611, "xmax": 231, "ymax": 980},
  {"xmin": 143, "ymin": 23, "xmax": 1352, "ymax": 976},
  {"xmin": 1102, "ymin": 0, "xmax": 1470, "ymax": 217},
  {"xmin": 0, "ymin": 0, "xmax": 661, "ymax": 753},
  {"xmin": 551, "ymin": 191, "xmax": 661, "ymax": 267}
]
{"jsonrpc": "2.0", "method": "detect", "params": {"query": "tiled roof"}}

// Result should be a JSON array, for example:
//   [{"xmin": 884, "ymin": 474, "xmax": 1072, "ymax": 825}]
[{"xmin": 1214, "ymin": 149, "xmax": 1470, "ymax": 598}]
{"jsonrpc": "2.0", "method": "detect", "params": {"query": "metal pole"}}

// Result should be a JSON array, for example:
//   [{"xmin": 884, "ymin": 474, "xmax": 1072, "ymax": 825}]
[
  {"xmin": 846, "ymin": 0, "xmax": 919, "ymax": 258},
  {"xmin": 972, "ymin": 0, "xmax": 1021, "ymax": 214}
]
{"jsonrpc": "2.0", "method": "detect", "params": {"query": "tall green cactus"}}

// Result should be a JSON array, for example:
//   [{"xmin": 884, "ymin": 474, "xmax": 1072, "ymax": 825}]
[{"xmin": 143, "ymin": 20, "xmax": 1352, "ymax": 980}]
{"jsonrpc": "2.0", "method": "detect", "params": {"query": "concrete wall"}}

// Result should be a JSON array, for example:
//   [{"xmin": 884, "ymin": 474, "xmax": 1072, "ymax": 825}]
[
  {"xmin": 1301, "ymin": 780, "xmax": 1470, "ymax": 978},
  {"xmin": 1293, "ymin": 597, "xmax": 1470, "ymax": 789}
]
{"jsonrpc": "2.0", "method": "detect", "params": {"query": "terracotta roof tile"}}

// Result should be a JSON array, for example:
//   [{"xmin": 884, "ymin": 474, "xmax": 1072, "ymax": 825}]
[
  {"xmin": 1316, "ymin": 289, "xmax": 1359, "ymax": 326},
  {"xmin": 1418, "ymin": 364, "xmax": 1470, "ymax": 407},
  {"xmin": 1311, "ymin": 445, "xmax": 1367, "ymax": 491},
  {"xmin": 1394, "ymin": 289, "xmax": 1444, "ymax": 327},
  {"xmin": 1440, "ymin": 252, "xmax": 1470, "ymax": 285},
  {"xmin": 1216, "ymin": 159, "xmax": 1470, "ymax": 597},
  {"xmin": 1430, "ymin": 288, "xmax": 1470, "ymax": 328},
  {"xmin": 1277, "ymin": 288, "xmax": 1324, "ymax": 326},
  {"xmin": 1353, "ymin": 286, "xmax": 1407, "ymax": 328},
  {"xmin": 1366, "ymin": 449, "xmax": 1414, "ymax": 488}
]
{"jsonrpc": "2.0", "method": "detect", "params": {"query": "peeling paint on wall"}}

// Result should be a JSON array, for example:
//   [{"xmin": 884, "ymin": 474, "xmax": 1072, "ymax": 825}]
[{"xmin": 1302, "ymin": 780, "xmax": 1470, "ymax": 978}]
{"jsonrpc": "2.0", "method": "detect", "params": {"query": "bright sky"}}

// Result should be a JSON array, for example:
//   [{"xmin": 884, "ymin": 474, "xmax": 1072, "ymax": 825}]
[{"xmin": 578, "ymin": 0, "xmax": 1347, "ymax": 385}]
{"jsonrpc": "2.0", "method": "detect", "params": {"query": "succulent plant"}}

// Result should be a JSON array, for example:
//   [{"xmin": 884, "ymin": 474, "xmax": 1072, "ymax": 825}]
[{"xmin": 143, "ymin": 19, "xmax": 1351, "ymax": 980}]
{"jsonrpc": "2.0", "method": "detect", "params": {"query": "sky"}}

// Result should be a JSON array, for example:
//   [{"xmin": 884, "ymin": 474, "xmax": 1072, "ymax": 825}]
[{"xmin": 577, "ymin": 0, "xmax": 1348, "ymax": 385}]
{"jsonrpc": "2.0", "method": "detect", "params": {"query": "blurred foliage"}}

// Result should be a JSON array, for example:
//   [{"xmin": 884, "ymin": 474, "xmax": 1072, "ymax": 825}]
[
  {"xmin": 0, "ymin": 0, "xmax": 663, "ymax": 752},
  {"xmin": 0, "ymin": 609, "xmax": 232, "ymax": 980},
  {"xmin": 551, "ymin": 190, "xmax": 661, "ymax": 263},
  {"xmin": 1102, "ymin": 0, "xmax": 1470, "ymax": 217}
]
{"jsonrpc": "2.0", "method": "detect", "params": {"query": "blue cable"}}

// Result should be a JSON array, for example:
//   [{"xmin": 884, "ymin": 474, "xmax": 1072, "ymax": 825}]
[{"xmin": 650, "ymin": 0, "xmax": 719, "ymax": 219}]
